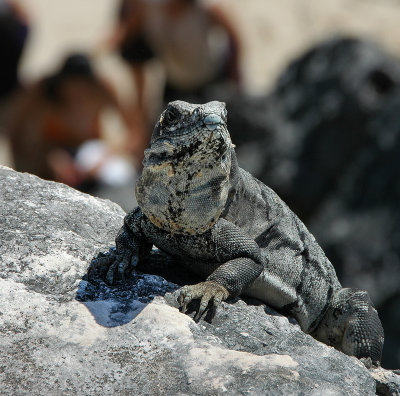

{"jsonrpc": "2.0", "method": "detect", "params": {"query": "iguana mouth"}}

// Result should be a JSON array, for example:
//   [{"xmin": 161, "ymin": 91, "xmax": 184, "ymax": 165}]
[
  {"xmin": 143, "ymin": 128, "xmax": 229, "ymax": 170},
  {"xmin": 142, "ymin": 140, "xmax": 175, "ymax": 167}
]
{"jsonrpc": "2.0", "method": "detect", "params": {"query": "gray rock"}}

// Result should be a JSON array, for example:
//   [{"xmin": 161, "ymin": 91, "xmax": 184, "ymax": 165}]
[
  {"xmin": 270, "ymin": 37, "xmax": 400, "ymax": 369},
  {"xmin": 371, "ymin": 368, "xmax": 400, "ymax": 396},
  {"xmin": 0, "ymin": 166, "xmax": 398, "ymax": 395}
]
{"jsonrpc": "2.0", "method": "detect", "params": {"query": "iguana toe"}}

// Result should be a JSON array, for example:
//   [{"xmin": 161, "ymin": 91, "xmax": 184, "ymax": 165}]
[
  {"xmin": 105, "ymin": 252, "xmax": 133, "ymax": 285},
  {"xmin": 178, "ymin": 281, "xmax": 229, "ymax": 320},
  {"xmin": 88, "ymin": 249, "xmax": 116, "ymax": 281}
]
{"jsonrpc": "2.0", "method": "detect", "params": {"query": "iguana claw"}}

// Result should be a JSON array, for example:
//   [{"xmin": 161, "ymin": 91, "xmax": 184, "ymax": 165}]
[
  {"xmin": 88, "ymin": 248, "xmax": 134, "ymax": 284},
  {"xmin": 178, "ymin": 281, "xmax": 229, "ymax": 321}
]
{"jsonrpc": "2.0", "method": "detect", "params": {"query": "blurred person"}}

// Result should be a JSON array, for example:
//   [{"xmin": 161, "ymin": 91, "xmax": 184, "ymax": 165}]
[
  {"xmin": 104, "ymin": 0, "xmax": 242, "ymax": 140},
  {"xmin": 0, "ymin": 0, "xmax": 29, "ymax": 101},
  {"xmin": 7, "ymin": 53, "xmax": 138, "ymax": 194},
  {"xmin": 107, "ymin": 0, "xmax": 156, "ymax": 158},
  {"xmin": 0, "ymin": 0, "xmax": 29, "ymax": 141},
  {"xmin": 115, "ymin": 0, "xmax": 154, "ymax": 115},
  {"xmin": 151, "ymin": 0, "xmax": 242, "ymax": 103}
]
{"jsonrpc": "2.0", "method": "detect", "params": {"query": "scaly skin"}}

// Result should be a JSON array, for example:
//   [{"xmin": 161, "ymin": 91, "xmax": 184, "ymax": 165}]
[{"xmin": 89, "ymin": 100, "xmax": 384, "ymax": 366}]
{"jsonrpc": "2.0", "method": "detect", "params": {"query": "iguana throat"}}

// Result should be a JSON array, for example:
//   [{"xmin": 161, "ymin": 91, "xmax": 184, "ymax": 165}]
[{"xmin": 135, "ymin": 101, "xmax": 232, "ymax": 235}]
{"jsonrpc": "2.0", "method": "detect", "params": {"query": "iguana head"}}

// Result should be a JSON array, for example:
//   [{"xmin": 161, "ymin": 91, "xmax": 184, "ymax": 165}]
[{"xmin": 135, "ymin": 100, "xmax": 234, "ymax": 234}]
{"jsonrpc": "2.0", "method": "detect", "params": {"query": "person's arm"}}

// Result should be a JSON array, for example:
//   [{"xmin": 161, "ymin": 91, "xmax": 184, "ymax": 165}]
[
  {"xmin": 208, "ymin": 4, "xmax": 242, "ymax": 84},
  {"xmin": 97, "ymin": 0, "xmax": 145, "ymax": 54},
  {"xmin": 98, "ymin": 78, "xmax": 147, "ymax": 164}
]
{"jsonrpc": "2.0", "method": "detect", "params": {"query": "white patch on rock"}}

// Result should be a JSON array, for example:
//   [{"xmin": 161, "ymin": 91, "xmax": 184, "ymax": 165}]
[
  {"xmin": 0, "ymin": 279, "xmax": 107, "ymax": 346},
  {"xmin": 186, "ymin": 346, "xmax": 299, "ymax": 391},
  {"xmin": 8, "ymin": 251, "xmax": 87, "ymax": 290},
  {"xmin": 46, "ymin": 301, "xmax": 108, "ymax": 345},
  {"xmin": 135, "ymin": 299, "xmax": 195, "ymax": 345},
  {"xmin": 135, "ymin": 300, "xmax": 302, "ymax": 393}
]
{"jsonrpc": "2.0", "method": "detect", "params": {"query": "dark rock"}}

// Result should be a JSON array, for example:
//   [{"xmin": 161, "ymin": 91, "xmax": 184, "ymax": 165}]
[
  {"xmin": 309, "ymin": 89, "xmax": 400, "ymax": 369},
  {"xmin": 1, "ymin": 166, "xmax": 398, "ymax": 395},
  {"xmin": 270, "ymin": 36, "xmax": 400, "ymax": 219},
  {"xmin": 268, "ymin": 37, "xmax": 400, "ymax": 369}
]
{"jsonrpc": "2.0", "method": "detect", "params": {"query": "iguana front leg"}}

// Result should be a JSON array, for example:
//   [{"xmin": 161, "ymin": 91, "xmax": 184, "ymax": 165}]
[
  {"xmin": 88, "ymin": 207, "xmax": 152, "ymax": 284},
  {"xmin": 178, "ymin": 219, "xmax": 264, "ymax": 320}
]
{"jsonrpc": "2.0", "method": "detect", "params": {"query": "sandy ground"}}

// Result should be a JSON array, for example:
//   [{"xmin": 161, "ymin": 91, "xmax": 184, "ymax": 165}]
[{"xmin": 2, "ymin": 0, "xmax": 400, "ymax": 168}]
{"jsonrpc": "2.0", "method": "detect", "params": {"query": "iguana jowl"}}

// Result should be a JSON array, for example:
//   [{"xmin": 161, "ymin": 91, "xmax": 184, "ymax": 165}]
[{"xmin": 89, "ymin": 100, "xmax": 384, "ymax": 366}]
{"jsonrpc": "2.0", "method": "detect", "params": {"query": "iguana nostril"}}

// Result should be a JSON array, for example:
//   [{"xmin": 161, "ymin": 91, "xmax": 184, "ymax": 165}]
[{"xmin": 204, "ymin": 114, "xmax": 223, "ymax": 130}]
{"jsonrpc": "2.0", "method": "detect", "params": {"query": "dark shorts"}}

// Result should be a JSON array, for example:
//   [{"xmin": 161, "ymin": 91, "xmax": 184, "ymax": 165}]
[{"xmin": 119, "ymin": 34, "xmax": 154, "ymax": 64}]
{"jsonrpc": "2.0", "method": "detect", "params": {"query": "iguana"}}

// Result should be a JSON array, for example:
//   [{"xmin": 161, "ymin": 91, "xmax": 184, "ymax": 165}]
[{"xmin": 89, "ymin": 100, "xmax": 384, "ymax": 366}]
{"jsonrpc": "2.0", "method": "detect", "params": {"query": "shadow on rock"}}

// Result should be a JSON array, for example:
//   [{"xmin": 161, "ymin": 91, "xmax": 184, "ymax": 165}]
[
  {"xmin": 75, "ymin": 249, "xmax": 184, "ymax": 327},
  {"xmin": 76, "ymin": 248, "xmax": 274, "ymax": 328}
]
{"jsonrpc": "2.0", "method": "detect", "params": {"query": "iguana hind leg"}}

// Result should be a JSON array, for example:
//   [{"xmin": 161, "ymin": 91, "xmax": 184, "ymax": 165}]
[{"xmin": 313, "ymin": 288, "xmax": 384, "ymax": 366}]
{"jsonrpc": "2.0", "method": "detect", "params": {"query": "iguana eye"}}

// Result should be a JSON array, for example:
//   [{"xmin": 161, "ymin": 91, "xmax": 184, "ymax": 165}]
[
  {"xmin": 164, "ymin": 106, "xmax": 180, "ymax": 126},
  {"xmin": 191, "ymin": 108, "xmax": 199, "ymax": 119}
]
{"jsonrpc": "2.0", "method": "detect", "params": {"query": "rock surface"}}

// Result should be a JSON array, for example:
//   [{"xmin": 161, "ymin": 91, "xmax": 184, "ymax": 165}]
[{"xmin": 0, "ymin": 166, "xmax": 399, "ymax": 395}]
